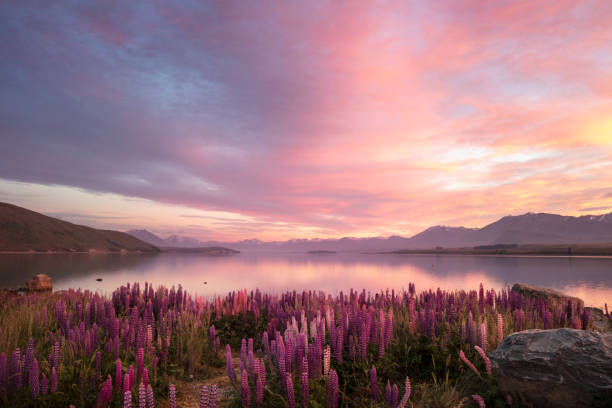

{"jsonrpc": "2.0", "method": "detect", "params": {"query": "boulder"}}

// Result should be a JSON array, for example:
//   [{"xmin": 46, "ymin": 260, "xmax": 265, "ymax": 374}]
[
  {"xmin": 511, "ymin": 283, "xmax": 584, "ymax": 309},
  {"xmin": 489, "ymin": 328, "xmax": 612, "ymax": 407},
  {"xmin": 27, "ymin": 274, "xmax": 52, "ymax": 291}
]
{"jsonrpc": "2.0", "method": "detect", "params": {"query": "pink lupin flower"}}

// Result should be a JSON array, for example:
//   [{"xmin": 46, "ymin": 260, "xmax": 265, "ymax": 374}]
[
  {"xmin": 474, "ymin": 345, "xmax": 492, "ymax": 375},
  {"xmin": 472, "ymin": 394, "xmax": 486, "ymax": 407},
  {"xmin": 199, "ymin": 385, "xmax": 209, "ymax": 408},
  {"xmin": 459, "ymin": 350, "xmax": 481, "ymax": 377},
  {"xmin": 397, "ymin": 377, "xmax": 411, "ymax": 408},
  {"xmin": 116, "ymin": 359, "xmax": 123, "ymax": 394},
  {"xmin": 209, "ymin": 384, "xmax": 218, "ymax": 408},
  {"xmin": 138, "ymin": 382, "xmax": 146, "ymax": 408},
  {"xmin": 168, "ymin": 384, "xmax": 176, "ymax": 408},
  {"xmin": 286, "ymin": 375, "xmax": 296, "ymax": 408},
  {"xmin": 323, "ymin": 346, "xmax": 331, "ymax": 377},
  {"xmin": 123, "ymin": 390, "xmax": 132, "ymax": 408}
]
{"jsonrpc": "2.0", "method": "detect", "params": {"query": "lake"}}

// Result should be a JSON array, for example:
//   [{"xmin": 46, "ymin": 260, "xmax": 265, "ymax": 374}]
[{"xmin": 1, "ymin": 252, "xmax": 611, "ymax": 307}]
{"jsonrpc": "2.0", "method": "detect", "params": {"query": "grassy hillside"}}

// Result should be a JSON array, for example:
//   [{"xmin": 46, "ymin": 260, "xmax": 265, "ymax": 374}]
[{"xmin": 0, "ymin": 202, "xmax": 159, "ymax": 252}]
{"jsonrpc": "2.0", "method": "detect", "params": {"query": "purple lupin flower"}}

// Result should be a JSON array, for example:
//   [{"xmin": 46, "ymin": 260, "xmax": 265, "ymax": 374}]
[
  {"xmin": 209, "ymin": 384, "xmax": 218, "ymax": 408},
  {"xmin": 52, "ymin": 342, "xmax": 60, "ymax": 371},
  {"xmin": 199, "ymin": 385, "xmax": 209, "ymax": 408},
  {"xmin": 301, "ymin": 357, "xmax": 308, "ymax": 408},
  {"xmin": 116, "ymin": 359, "xmax": 123, "ymax": 394},
  {"xmin": 226, "ymin": 345, "xmax": 236, "ymax": 384},
  {"xmin": 241, "ymin": 369, "xmax": 250, "ymax": 407},
  {"xmin": 95, "ymin": 350, "xmax": 102, "ymax": 386},
  {"xmin": 137, "ymin": 348, "xmax": 144, "ymax": 383},
  {"xmin": 146, "ymin": 384, "xmax": 155, "ymax": 408},
  {"xmin": 370, "ymin": 365, "xmax": 379, "ymax": 401},
  {"xmin": 123, "ymin": 390, "xmax": 133, "ymax": 408},
  {"xmin": 255, "ymin": 375, "xmax": 264, "ymax": 406},
  {"xmin": 143, "ymin": 367, "xmax": 149, "ymax": 388},
  {"xmin": 10, "ymin": 347, "xmax": 22, "ymax": 391},
  {"xmin": 50, "ymin": 367, "xmax": 58, "ymax": 393},
  {"xmin": 29, "ymin": 357, "xmax": 39, "ymax": 398},
  {"xmin": 168, "ymin": 384, "xmax": 176, "ymax": 408},
  {"xmin": 138, "ymin": 382, "xmax": 146, "ymax": 408},
  {"xmin": 24, "ymin": 338, "xmax": 34, "ymax": 382},
  {"xmin": 41, "ymin": 374, "xmax": 48, "ymax": 396},
  {"xmin": 129, "ymin": 365, "xmax": 135, "ymax": 390},
  {"xmin": 326, "ymin": 369, "xmax": 339, "ymax": 408},
  {"xmin": 385, "ymin": 380, "xmax": 391, "ymax": 405},
  {"xmin": 392, "ymin": 383, "xmax": 399, "ymax": 407},
  {"xmin": 286, "ymin": 375, "xmax": 296, "ymax": 408},
  {"xmin": 123, "ymin": 373, "xmax": 131, "ymax": 395}
]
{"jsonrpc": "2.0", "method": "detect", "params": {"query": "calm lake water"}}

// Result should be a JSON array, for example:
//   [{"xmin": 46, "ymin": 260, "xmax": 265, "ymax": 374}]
[{"xmin": 1, "ymin": 252, "xmax": 611, "ymax": 307}]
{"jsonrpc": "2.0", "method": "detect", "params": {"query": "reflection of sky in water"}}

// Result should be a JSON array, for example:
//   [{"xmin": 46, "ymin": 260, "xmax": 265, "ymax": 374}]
[{"xmin": 1, "ymin": 253, "xmax": 611, "ymax": 307}]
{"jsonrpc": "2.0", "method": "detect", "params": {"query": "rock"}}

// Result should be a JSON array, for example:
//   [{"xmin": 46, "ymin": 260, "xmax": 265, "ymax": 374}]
[
  {"xmin": 585, "ymin": 307, "xmax": 612, "ymax": 332},
  {"xmin": 489, "ymin": 328, "xmax": 612, "ymax": 407},
  {"xmin": 27, "ymin": 274, "xmax": 52, "ymax": 291},
  {"xmin": 511, "ymin": 283, "xmax": 584, "ymax": 309}
]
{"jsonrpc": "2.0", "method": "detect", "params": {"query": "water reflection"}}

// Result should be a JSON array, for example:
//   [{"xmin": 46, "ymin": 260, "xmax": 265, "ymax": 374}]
[{"xmin": 0, "ymin": 252, "xmax": 610, "ymax": 307}]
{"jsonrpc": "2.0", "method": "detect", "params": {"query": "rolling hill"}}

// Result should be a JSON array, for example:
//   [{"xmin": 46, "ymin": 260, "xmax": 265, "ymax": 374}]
[{"xmin": 0, "ymin": 202, "xmax": 159, "ymax": 252}]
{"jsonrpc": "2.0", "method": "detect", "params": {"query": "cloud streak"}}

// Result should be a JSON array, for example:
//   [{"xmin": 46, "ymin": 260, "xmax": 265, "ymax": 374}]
[{"xmin": 1, "ymin": 1, "xmax": 611, "ymax": 240}]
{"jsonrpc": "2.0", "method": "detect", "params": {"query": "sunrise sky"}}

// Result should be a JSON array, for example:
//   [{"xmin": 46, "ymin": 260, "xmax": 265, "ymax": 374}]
[{"xmin": 1, "ymin": 1, "xmax": 612, "ymax": 241}]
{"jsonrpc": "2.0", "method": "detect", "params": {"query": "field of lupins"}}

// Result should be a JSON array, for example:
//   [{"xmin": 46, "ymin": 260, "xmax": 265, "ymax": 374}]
[{"xmin": 0, "ymin": 282, "xmax": 595, "ymax": 407}]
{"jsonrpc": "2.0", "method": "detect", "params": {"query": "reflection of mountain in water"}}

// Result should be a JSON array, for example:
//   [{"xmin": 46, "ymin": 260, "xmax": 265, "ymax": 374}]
[
  {"xmin": 0, "ymin": 252, "xmax": 610, "ymax": 306},
  {"xmin": 0, "ymin": 253, "xmax": 158, "ymax": 288}
]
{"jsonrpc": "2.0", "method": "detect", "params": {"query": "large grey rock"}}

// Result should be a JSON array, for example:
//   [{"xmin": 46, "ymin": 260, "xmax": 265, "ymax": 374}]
[
  {"xmin": 489, "ymin": 328, "xmax": 612, "ymax": 407},
  {"xmin": 27, "ymin": 274, "xmax": 52, "ymax": 291},
  {"xmin": 511, "ymin": 283, "xmax": 584, "ymax": 309}
]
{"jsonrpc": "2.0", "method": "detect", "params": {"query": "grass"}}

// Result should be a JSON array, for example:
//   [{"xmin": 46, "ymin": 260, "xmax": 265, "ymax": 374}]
[{"xmin": 0, "ymin": 282, "xmax": 597, "ymax": 407}]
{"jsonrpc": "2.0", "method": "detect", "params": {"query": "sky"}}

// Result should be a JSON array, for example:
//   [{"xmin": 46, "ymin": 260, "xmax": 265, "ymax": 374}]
[{"xmin": 1, "ymin": 0, "xmax": 612, "ymax": 242}]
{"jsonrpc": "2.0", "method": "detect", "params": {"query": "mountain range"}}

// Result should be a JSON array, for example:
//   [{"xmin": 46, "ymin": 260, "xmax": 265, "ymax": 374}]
[{"xmin": 128, "ymin": 212, "xmax": 612, "ymax": 252}]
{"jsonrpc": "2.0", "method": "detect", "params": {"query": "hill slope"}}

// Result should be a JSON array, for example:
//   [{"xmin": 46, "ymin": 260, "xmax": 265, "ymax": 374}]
[{"xmin": 0, "ymin": 202, "xmax": 159, "ymax": 252}]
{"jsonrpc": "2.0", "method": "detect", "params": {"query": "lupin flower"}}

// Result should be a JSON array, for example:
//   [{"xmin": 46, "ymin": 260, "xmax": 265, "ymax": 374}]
[
  {"xmin": 168, "ymin": 384, "xmax": 176, "ymax": 408},
  {"xmin": 474, "ymin": 345, "xmax": 492, "ymax": 375},
  {"xmin": 137, "ymin": 348, "xmax": 144, "ymax": 382},
  {"xmin": 301, "ymin": 359, "xmax": 309, "ymax": 408},
  {"xmin": 392, "ymin": 383, "xmax": 399, "ymax": 407},
  {"xmin": 326, "ymin": 369, "xmax": 339, "ymax": 408},
  {"xmin": 323, "ymin": 346, "xmax": 331, "ymax": 377},
  {"xmin": 397, "ymin": 377, "xmax": 411, "ymax": 408},
  {"xmin": 41, "ymin": 374, "xmax": 48, "ymax": 396},
  {"xmin": 459, "ymin": 350, "xmax": 481, "ymax": 377},
  {"xmin": 200, "ymin": 385, "xmax": 209, "ymax": 408},
  {"xmin": 256, "ymin": 375, "xmax": 264, "ymax": 406},
  {"xmin": 123, "ymin": 390, "xmax": 133, "ymax": 408},
  {"xmin": 146, "ymin": 384, "xmax": 155, "ymax": 408},
  {"xmin": 472, "ymin": 394, "xmax": 486, "ymax": 407},
  {"xmin": 286, "ymin": 375, "xmax": 296, "ymax": 408},
  {"xmin": 29, "ymin": 357, "xmax": 39, "ymax": 398},
  {"xmin": 241, "ymin": 369, "xmax": 250, "ymax": 407},
  {"xmin": 138, "ymin": 382, "xmax": 146, "ymax": 408},
  {"xmin": 50, "ymin": 367, "xmax": 58, "ymax": 393},
  {"xmin": 226, "ymin": 345, "xmax": 236, "ymax": 384},
  {"xmin": 370, "ymin": 366, "xmax": 379, "ymax": 401},
  {"xmin": 209, "ymin": 384, "xmax": 218, "ymax": 408},
  {"xmin": 116, "ymin": 359, "xmax": 123, "ymax": 394}
]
